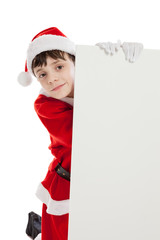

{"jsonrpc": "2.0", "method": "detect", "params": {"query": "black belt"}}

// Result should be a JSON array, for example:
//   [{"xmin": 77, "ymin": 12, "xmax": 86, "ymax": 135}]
[{"xmin": 55, "ymin": 163, "xmax": 70, "ymax": 181}]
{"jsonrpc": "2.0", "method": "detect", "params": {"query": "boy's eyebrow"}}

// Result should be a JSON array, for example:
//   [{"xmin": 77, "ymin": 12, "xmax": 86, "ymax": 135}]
[{"xmin": 50, "ymin": 60, "xmax": 62, "ymax": 65}]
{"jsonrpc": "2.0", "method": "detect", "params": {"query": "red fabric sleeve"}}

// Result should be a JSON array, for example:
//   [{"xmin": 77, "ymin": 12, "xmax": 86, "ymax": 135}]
[{"xmin": 34, "ymin": 95, "xmax": 73, "ymax": 148}]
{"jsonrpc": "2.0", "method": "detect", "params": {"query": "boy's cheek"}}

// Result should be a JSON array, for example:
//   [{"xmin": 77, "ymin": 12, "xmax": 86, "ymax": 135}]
[
  {"xmin": 70, "ymin": 66, "xmax": 75, "ymax": 80},
  {"xmin": 38, "ymin": 80, "xmax": 45, "ymax": 89}
]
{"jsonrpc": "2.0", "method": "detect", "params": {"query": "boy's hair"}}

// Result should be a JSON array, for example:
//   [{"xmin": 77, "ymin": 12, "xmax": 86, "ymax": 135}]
[{"xmin": 32, "ymin": 50, "xmax": 75, "ymax": 75}]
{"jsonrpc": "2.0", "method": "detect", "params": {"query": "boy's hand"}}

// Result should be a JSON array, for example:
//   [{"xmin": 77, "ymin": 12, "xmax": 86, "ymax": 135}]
[
  {"xmin": 95, "ymin": 40, "xmax": 121, "ymax": 55},
  {"xmin": 96, "ymin": 41, "xmax": 143, "ymax": 63},
  {"xmin": 121, "ymin": 42, "xmax": 143, "ymax": 63}
]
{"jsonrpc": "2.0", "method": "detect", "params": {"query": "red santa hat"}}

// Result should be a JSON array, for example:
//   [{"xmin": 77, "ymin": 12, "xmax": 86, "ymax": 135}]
[{"xmin": 18, "ymin": 27, "xmax": 76, "ymax": 87}]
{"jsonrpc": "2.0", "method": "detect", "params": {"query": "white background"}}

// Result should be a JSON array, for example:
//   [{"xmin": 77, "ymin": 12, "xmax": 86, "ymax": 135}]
[{"xmin": 0, "ymin": 0, "xmax": 160, "ymax": 239}]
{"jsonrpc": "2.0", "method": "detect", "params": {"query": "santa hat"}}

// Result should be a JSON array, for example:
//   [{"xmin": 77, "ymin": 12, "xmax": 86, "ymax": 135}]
[{"xmin": 18, "ymin": 27, "xmax": 76, "ymax": 87}]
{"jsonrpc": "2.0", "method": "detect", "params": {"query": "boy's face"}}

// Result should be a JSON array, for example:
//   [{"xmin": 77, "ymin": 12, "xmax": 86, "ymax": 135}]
[{"xmin": 33, "ymin": 53, "xmax": 75, "ymax": 99}]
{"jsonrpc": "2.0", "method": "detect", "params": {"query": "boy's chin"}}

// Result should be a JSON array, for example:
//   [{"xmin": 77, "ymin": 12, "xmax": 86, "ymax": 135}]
[
  {"xmin": 47, "ymin": 92, "xmax": 72, "ymax": 99},
  {"xmin": 48, "ymin": 89, "xmax": 73, "ymax": 99}
]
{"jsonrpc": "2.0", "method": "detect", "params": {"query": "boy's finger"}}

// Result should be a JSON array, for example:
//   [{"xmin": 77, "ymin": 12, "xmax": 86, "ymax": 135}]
[
  {"xmin": 128, "ymin": 43, "xmax": 135, "ymax": 62},
  {"xmin": 104, "ymin": 43, "xmax": 111, "ymax": 54},
  {"xmin": 110, "ymin": 44, "xmax": 115, "ymax": 55},
  {"xmin": 133, "ymin": 43, "xmax": 143, "ymax": 62}
]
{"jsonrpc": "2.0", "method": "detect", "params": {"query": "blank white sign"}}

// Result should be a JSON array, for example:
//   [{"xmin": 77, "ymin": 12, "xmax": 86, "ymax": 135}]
[{"xmin": 68, "ymin": 45, "xmax": 160, "ymax": 240}]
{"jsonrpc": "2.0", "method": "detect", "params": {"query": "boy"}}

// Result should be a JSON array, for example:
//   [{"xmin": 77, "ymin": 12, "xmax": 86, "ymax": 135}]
[{"xmin": 18, "ymin": 27, "xmax": 143, "ymax": 240}]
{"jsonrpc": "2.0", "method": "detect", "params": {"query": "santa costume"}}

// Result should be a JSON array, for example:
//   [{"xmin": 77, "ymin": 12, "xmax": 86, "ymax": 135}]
[{"xmin": 18, "ymin": 27, "xmax": 75, "ymax": 240}]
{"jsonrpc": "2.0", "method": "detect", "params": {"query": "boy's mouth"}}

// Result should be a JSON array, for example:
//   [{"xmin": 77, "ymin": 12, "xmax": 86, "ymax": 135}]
[{"xmin": 52, "ymin": 83, "xmax": 65, "ymax": 91}]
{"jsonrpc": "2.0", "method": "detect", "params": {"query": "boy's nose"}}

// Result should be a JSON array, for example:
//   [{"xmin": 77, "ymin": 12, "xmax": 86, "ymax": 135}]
[
  {"xmin": 48, "ymin": 78, "xmax": 55, "ymax": 84},
  {"xmin": 48, "ymin": 75, "xmax": 58, "ymax": 84}
]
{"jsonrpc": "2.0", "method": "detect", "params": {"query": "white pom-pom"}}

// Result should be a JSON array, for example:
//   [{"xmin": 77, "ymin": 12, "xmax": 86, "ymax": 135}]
[{"xmin": 17, "ymin": 72, "xmax": 32, "ymax": 87}]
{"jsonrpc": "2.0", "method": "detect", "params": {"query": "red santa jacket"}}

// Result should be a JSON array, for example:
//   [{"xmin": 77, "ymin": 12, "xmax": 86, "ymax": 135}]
[{"xmin": 34, "ymin": 94, "xmax": 73, "ymax": 215}]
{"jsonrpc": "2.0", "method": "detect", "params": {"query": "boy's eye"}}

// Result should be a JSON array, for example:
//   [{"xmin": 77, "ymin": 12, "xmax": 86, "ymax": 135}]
[
  {"xmin": 57, "ymin": 65, "xmax": 63, "ymax": 70},
  {"xmin": 39, "ymin": 73, "xmax": 46, "ymax": 78}
]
